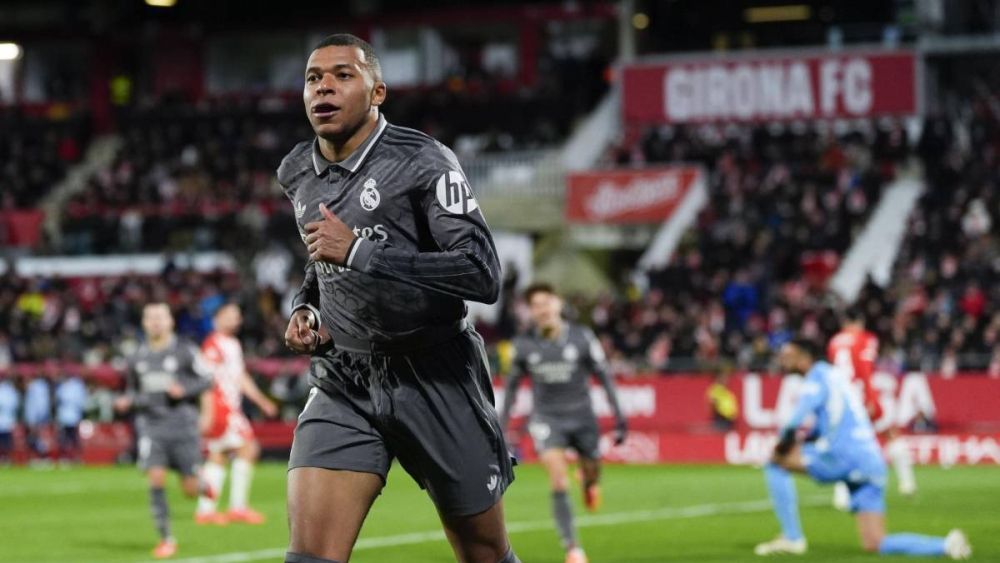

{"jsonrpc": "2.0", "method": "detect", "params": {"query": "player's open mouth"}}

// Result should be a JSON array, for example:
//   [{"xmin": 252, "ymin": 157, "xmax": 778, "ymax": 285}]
[{"xmin": 312, "ymin": 103, "xmax": 340, "ymax": 119}]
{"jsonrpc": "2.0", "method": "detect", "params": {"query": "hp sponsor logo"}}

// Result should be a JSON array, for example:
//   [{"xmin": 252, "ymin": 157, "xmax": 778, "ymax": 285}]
[{"xmin": 435, "ymin": 170, "xmax": 478, "ymax": 215}]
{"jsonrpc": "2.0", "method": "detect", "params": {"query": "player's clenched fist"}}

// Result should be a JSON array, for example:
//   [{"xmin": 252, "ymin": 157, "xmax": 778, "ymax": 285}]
[
  {"xmin": 304, "ymin": 203, "xmax": 357, "ymax": 265},
  {"xmin": 284, "ymin": 308, "xmax": 326, "ymax": 354}
]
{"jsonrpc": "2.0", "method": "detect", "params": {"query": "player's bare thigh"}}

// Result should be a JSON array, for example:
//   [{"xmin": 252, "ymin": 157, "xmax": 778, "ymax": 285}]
[
  {"xmin": 540, "ymin": 448, "xmax": 571, "ymax": 491},
  {"xmin": 440, "ymin": 500, "xmax": 511, "ymax": 563},
  {"xmin": 287, "ymin": 467, "xmax": 384, "ymax": 562}
]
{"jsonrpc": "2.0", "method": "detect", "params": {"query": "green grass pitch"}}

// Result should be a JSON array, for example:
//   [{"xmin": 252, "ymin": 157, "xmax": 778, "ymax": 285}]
[{"xmin": 2, "ymin": 463, "xmax": 997, "ymax": 562}]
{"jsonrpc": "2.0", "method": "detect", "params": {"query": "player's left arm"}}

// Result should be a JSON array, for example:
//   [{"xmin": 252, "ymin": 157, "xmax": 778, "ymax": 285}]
[
  {"xmin": 241, "ymin": 372, "xmax": 278, "ymax": 418},
  {"xmin": 857, "ymin": 334, "xmax": 878, "ymax": 382},
  {"xmin": 169, "ymin": 345, "xmax": 214, "ymax": 400},
  {"xmin": 307, "ymin": 145, "xmax": 501, "ymax": 304},
  {"xmin": 500, "ymin": 342, "xmax": 529, "ymax": 430},
  {"xmin": 586, "ymin": 328, "xmax": 628, "ymax": 444}
]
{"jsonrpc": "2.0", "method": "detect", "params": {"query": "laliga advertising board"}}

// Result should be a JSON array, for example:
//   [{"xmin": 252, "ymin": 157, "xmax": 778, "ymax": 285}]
[
  {"xmin": 497, "ymin": 373, "xmax": 1000, "ymax": 466},
  {"xmin": 622, "ymin": 49, "xmax": 919, "ymax": 124}
]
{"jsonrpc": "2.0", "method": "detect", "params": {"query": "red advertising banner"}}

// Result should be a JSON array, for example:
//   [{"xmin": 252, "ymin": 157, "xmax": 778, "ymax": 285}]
[
  {"xmin": 15, "ymin": 373, "xmax": 1000, "ymax": 466},
  {"xmin": 622, "ymin": 49, "xmax": 918, "ymax": 125},
  {"xmin": 565, "ymin": 166, "xmax": 701, "ymax": 224},
  {"xmin": 500, "ymin": 373, "xmax": 1000, "ymax": 465}
]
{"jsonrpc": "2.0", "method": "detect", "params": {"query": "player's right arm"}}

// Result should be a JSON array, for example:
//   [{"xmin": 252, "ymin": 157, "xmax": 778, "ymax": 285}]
[
  {"xmin": 114, "ymin": 357, "xmax": 145, "ymax": 412},
  {"xmin": 499, "ymin": 341, "xmax": 529, "ymax": 430},
  {"xmin": 283, "ymin": 261, "xmax": 326, "ymax": 354},
  {"xmin": 775, "ymin": 366, "xmax": 828, "ymax": 455}
]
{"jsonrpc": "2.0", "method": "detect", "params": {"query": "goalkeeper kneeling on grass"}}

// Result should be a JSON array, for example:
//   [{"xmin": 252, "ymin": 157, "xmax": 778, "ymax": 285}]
[{"xmin": 754, "ymin": 339, "xmax": 971, "ymax": 559}]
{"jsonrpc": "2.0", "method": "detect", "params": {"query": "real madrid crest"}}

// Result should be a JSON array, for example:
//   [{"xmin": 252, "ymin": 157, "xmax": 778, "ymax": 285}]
[{"xmin": 360, "ymin": 178, "xmax": 380, "ymax": 211}]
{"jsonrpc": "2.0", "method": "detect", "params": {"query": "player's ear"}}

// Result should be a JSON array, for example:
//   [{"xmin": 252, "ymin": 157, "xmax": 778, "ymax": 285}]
[{"xmin": 371, "ymin": 81, "xmax": 386, "ymax": 108}]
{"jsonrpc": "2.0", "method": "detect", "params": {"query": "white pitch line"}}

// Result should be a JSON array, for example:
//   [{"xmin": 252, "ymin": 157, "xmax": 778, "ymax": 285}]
[{"xmin": 146, "ymin": 496, "xmax": 827, "ymax": 563}]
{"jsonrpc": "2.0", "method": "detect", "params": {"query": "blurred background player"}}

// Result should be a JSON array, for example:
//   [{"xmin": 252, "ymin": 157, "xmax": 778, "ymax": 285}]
[
  {"xmin": 24, "ymin": 365, "xmax": 53, "ymax": 465},
  {"xmin": 0, "ymin": 375, "xmax": 20, "ymax": 465},
  {"xmin": 755, "ymin": 340, "xmax": 970, "ymax": 559},
  {"xmin": 501, "ymin": 282, "xmax": 627, "ymax": 563},
  {"xmin": 54, "ymin": 369, "xmax": 88, "ymax": 464},
  {"xmin": 829, "ymin": 308, "xmax": 917, "ymax": 511},
  {"xmin": 195, "ymin": 303, "xmax": 278, "ymax": 526},
  {"xmin": 114, "ymin": 303, "xmax": 215, "ymax": 559}
]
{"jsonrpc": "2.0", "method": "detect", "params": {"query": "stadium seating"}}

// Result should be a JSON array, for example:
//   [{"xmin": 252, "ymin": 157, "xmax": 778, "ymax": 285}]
[{"xmin": 0, "ymin": 108, "xmax": 90, "ymax": 209}]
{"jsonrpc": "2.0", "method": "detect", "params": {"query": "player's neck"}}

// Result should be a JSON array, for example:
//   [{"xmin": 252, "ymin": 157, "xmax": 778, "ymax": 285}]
[
  {"xmin": 148, "ymin": 334, "xmax": 172, "ymax": 351},
  {"xmin": 317, "ymin": 110, "xmax": 379, "ymax": 163},
  {"xmin": 541, "ymin": 321, "xmax": 564, "ymax": 340}
]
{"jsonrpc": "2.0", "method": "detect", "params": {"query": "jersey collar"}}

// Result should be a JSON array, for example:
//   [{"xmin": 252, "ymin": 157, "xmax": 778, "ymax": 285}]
[
  {"xmin": 534, "ymin": 321, "xmax": 569, "ymax": 344},
  {"xmin": 311, "ymin": 114, "xmax": 388, "ymax": 176}
]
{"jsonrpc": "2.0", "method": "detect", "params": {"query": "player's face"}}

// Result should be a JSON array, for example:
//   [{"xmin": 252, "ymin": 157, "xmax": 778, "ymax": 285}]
[
  {"xmin": 529, "ymin": 292, "xmax": 562, "ymax": 329},
  {"xmin": 778, "ymin": 344, "xmax": 805, "ymax": 374},
  {"xmin": 215, "ymin": 305, "xmax": 242, "ymax": 334},
  {"xmin": 142, "ymin": 305, "xmax": 174, "ymax": 340},
  {"xmin": 303, "ymin": 46, "xmax": 386, "ymax": 141}
]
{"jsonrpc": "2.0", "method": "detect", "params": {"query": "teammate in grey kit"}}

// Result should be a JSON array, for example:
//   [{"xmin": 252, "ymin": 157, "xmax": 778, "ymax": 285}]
[
  {"xmin": 500, "ymin": 283, "xmax": 627, "ymax": 563},
  {"xmin": 114, "ymin": 303, "xmax": 214, "ymax": 560},
  {"xmin": 279, "ymin": 34, "xmax": 518, "ymax": 563}
]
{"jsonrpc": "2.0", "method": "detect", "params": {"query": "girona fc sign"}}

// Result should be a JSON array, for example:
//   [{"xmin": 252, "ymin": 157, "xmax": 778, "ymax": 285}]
[{"xmin": 622, "ymin": 49, "xmax": 918, "ymax": 124}]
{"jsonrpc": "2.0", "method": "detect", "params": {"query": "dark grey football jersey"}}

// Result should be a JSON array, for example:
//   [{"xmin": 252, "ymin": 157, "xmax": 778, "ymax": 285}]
[
  {"xmin": 125, "ymin": 336, "xmax": 211, "ymax": 437},
  {"xmin": 277, "ymin": 115, "xmax": 501, "ymax": 342},
  {"xmin": 501, "ymin": 322, "xmax": 624, "ymax": 422}
]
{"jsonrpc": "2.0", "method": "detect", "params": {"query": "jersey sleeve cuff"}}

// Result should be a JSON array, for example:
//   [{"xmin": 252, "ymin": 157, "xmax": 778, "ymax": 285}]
[
  {"xmin": 291, "ymin": 303, "xmax": 322, "ymax": 330},
  {"xmin": 346, "ymin": 237, "xmax": 377, "ymax": 273}
]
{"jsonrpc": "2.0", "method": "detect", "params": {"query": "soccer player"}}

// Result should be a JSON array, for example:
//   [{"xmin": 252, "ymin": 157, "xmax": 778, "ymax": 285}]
[
  {"xmin": 754, "ymin": 339, "xmax": 971, "ymax": 559},
  {"xmin": 279, "ymin": 34, "xmax": 518, "ymax": 563},
  {"xmin": 114, "ymin": 303, "xmax": 215, "ymax": 559},
  {"xmin": 54, "ymin": 370, "xmax": 88, "ymax": 464},
  {"xmin": 828, "ymin": 308, "xmax": 916, "ymax": 510},
  {"xmin": 500, "ymin": 283, "xmax": 627, "ymax": 563},
  {"xmin": 195, "ymin": 303, "xmax": 278, "ymax": 525}
]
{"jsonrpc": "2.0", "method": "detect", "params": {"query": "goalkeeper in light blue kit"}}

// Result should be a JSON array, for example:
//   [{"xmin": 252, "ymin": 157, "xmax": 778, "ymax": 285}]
[{"xmin": 754, "ymin": 339, "xmax": 971, "ymax": 559}]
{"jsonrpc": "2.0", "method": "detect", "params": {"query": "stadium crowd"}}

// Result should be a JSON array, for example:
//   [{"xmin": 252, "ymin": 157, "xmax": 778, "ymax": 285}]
[
  {"xmin": 3, "ymin": 110, "xmax": 997, "ymax": 384},
  {"xmin": 0, "ymin": 108, "xmax": 90, "ymax": 210},
  {"xmin": 54, "ymin": 47, "xmax": 608, "ymax": 255}
]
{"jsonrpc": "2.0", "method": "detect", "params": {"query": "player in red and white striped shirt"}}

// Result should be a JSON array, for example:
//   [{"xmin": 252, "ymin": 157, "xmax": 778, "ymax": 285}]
[
  {"xmin": 195, "ymin": 304, "xmax": 278, "ymax": 525},
  {"xmin": 827, "ymin": 308, "xmax": 916, "ymax": 511}
]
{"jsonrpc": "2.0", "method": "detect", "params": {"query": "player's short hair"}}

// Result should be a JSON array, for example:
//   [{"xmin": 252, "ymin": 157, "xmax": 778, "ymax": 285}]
[
  {"xmin": 842, "ymin": 304, "xmax": 865, "ymax": 325},
  {"xmin": 313, "ymin": 33, "xmax": 382, "ymax": 82},
  {"xmin": 142, "ymin": 302, "xmax": 171, "ymax": 314},
  {"xmin": 788, "ymin": 338, "xmax": 821, "ymax": 360},
  {"xmin": 523, "ymin": 282, "xmax": 557, "ymax": 302},
  {"xmin": 213, "ymin": 301, "xmax": 240, "ymax": 318}
]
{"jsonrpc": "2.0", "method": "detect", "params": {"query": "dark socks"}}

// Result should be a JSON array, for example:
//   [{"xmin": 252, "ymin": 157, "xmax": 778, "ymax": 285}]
[
  {"xmin": 149, "ymin": 487, "xmax": 171, "ymax": 540},
  {"xmin": 552, "ymin": 490, "xmax": 577, "ymax": 549}
]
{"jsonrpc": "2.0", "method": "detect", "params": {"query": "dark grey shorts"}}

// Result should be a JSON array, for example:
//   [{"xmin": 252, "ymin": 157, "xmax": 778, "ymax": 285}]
[
  {"xmin": 138, "ymin": 432, "xmax": 202, "ymax": 476},
  {"xmin": 529, "ymin": 414, "xmax": 601, "ymax": 459},
  {"xmin": 289, "ymin": 328, "xmax": 516, "ymax": 517}
]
